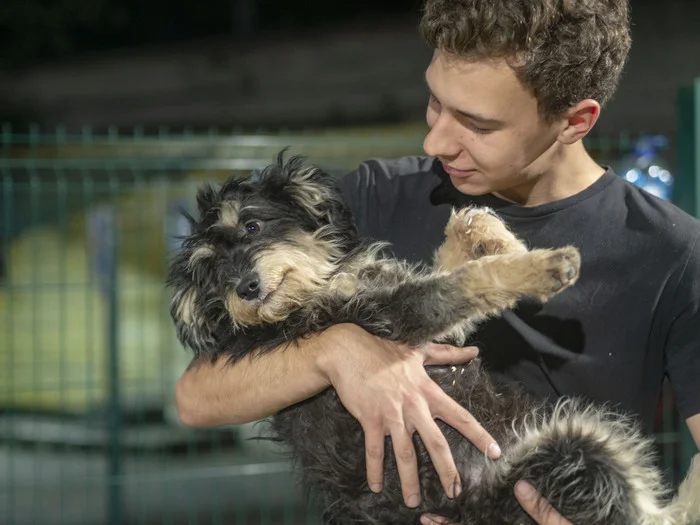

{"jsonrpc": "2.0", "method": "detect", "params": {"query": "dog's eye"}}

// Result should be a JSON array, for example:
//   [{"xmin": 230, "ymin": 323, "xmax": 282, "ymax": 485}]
[{"xmin": 245, "ymin": 221, "xmax": 261, "ymax": 235}]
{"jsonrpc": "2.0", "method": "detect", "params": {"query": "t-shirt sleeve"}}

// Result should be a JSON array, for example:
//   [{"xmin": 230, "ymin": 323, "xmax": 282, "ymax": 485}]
[
  {"xmin": 334, "ymin": 158, "xmax": 408, "ymax": 240},
  {"xmin": 665, "ymin": 232, "xmax": 700, "ymax": 420},
  {"xmin": 335, "ymin": 161, "xmax": 373, "ymax": 233}
]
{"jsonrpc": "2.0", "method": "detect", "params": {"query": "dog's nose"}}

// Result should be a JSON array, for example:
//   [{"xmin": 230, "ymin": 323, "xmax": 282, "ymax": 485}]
[{"xmin": 236, "ymin": 272, "xmax": 261, "ymax": 301}]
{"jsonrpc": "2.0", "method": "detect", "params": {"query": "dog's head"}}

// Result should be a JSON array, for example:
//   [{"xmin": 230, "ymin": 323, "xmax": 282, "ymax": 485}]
[{"xmin": 167, "ymin": 152, "xmax": 358, "ymax": 358}]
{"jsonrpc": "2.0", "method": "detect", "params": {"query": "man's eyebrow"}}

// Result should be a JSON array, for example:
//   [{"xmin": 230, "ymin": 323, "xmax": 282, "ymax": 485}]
[
  {"xmin": 454, "ymin": 108, "xmax": 504, "ymax": 126},
  {"xmin": 425, "ymin": 77, "xmax": 504, "ymax": 126}
]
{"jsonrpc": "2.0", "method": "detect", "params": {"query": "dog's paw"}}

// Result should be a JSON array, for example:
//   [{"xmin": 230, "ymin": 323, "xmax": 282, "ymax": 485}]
[
  {"xmin": 531, "ymin": 246, "xmax": 581, "ymax": 298},
  {"xmin": 445, "ymin": 207, "xmax": 527, "ymax": 259}
]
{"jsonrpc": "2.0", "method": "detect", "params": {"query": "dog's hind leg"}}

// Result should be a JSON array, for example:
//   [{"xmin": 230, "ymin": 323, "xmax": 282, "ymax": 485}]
[
  {"xmin": 481, "ymin": 399, "xmax": 681, "ymax": 525},
  {"xmin": 336, "ymin": 246, "xmax": 580, "ymax": 346}
]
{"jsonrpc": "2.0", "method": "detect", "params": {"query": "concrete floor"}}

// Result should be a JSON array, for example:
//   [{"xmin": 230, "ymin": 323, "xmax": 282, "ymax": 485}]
[{"xmin": 0, "ymin": 444, "xmax": 322, "ymax": 525}]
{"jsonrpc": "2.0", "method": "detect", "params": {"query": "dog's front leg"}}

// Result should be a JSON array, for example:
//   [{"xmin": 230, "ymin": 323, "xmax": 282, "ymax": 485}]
[
  {"xmin": 337, "ymin": 247, "xmax": 580, "ymax": 346},
  {"xmin": 434, "ymin": 207, "xmax": 527, "ymax": 271}
]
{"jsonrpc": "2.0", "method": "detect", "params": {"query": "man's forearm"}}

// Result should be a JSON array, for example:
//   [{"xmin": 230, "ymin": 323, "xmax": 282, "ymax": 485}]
[
  {"xmin": 687, "ymin": 413, "xmax": 700, "ymax": 451},
  {"xmin": 175, "ymin": 327, "xmax": 342, "ymax": 427}
]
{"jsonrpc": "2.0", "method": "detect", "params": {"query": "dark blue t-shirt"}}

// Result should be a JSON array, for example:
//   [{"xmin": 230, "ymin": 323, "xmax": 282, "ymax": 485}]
[{"xmin": 337, "ymin": 155, "xmax": 700, "ymax": 432}]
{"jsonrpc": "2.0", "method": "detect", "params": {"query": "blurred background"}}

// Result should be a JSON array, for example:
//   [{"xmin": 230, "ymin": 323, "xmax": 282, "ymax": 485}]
[{"xmin": 0, "ymin": 0, "xmax": 698, "ymax": 524}]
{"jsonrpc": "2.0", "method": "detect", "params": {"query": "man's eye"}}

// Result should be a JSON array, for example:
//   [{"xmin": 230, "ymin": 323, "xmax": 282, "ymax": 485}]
[{"xmin": 245, "ymin": 221, "xmax": 261, "ymax": 234}]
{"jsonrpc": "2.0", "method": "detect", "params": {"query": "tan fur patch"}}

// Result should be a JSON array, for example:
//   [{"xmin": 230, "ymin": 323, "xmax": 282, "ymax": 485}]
[
  {"xmin": 288, "ymin": 167, "xmax": 336, "ymax": 218},
  {"xmin": 327, "ymin": 243, "xmax": 392, "ymax": 297},
  {"xmin": 219, "ymin": 201, "xmax": 240, "ymax": 227},
  {"xmin": 173, "ymin": 287, "xmax": 198, "ymax": 326},
  {"xmin": 188, "ymin": 245, "xmax": 215, "ymax": 269},
  {"xmin": 223, "ymin": 228, "xmax": 344, "ymax": 326},
  {"xmin": 453, "ymin": 247, "xmax": 580, "ymax": 317},
  {"xmin": 224, "ymin": 293, "xmax": 260, "ymax": 328},
  {"xmin": 435, "ymin": 207, "xmax": 527, "ymax": 271}
]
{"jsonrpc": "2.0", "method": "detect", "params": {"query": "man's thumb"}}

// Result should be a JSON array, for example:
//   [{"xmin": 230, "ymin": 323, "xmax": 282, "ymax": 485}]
[{"xmin": 424, "ymin": 344, "xmax": 479, "ymax": 365}]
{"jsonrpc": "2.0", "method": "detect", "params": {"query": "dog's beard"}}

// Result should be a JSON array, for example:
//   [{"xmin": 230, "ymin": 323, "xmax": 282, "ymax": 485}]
[{"xmin": 225, "ymin": 232, "xmax": 343, "ymax": 327}]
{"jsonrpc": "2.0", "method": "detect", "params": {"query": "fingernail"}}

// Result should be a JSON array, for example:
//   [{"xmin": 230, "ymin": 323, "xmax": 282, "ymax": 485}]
[
  {"xmin": 488, "ymin": 442, "xmax": 502, "ymax": 459},
  {"xmin": 407, "ymin": 494, "xmax": 421, "ymax": 508},
  {"xmin": 370, "ymin": 483, "xmax": 382, "ymax": 493},
  {"xmin": 515, "ymin": 480, "xmax": 536, "ymax": 500},
  {"xmin": 420, "ymin": 516, "xmax": 434, "ymax": 525},
  {"xmin": 452, "ymin": 481, "xmax": 462, "ymax": 498}
]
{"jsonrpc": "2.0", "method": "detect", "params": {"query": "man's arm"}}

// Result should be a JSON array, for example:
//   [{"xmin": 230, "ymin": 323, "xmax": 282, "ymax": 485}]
[
  {"xmin": 687, "ymin": 413, "xmax": 700, "ymax": 450},
  {"xmin": 175, "ymin": 328, "xmax": 331, "ymax": 427},
  {"xmin": 174, "ymin": 322, "xmax": 500, "ymax": 508},
  {"xmin": 663, "ymin": 234, "xmax": 700, "ymax": 451}
]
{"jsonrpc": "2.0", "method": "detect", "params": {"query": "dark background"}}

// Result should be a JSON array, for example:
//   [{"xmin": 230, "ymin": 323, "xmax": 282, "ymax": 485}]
[
  {"xmin": 1, "ymin": 0, "xmax": 423, "ymax": 69},
  {"xmin": 0, "ymin": 0, "xmax": 698, "ymax": 135}
]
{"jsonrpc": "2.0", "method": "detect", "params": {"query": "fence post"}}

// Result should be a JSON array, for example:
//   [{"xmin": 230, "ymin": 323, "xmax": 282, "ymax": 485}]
[
  {"xmin": 676, "ymin": 78, "xmax": 700, "ymax": 480},
  {"xmin": 676, "ymin": 78, "xmax": 699, "ymax": 216}
]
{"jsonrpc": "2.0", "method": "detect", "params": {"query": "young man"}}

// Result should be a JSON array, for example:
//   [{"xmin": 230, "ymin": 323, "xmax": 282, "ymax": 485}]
[{"xmin": 175, "ymin": 0, "xmax": 700, "ymax": 523}]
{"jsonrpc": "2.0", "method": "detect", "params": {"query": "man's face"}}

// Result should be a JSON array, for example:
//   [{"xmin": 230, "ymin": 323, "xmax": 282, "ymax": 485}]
[{"xmin": 424, "ymin": 51, "xmax": 565, "ymax": 200}]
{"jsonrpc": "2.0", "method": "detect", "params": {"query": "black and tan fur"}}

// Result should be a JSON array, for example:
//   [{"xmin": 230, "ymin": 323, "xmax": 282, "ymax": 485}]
[{"xmin": 167, "ymin": 153, "xmax": 700, "ymax": 525}]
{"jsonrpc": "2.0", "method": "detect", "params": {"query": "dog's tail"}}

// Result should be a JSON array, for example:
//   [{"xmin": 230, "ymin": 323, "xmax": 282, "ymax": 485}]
[
  {"xmin": 668, "ymin": 454, "xmax": 700, "ymax": 525},
  {"xmin": 496, "ymin": 399, "xmax": 681, "ymax": 525}
]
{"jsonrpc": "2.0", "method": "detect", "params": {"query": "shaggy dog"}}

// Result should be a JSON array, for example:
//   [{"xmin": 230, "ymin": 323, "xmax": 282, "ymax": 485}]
[{"xmin": 167, "ymin": 153, "xmax": 700, "ymax": 525}]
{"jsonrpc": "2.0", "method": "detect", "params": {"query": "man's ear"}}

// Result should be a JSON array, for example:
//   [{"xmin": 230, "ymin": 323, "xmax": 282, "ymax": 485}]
[{"xmin": 558, "ymin": 99, "xmax": 601, "ymax": 144}]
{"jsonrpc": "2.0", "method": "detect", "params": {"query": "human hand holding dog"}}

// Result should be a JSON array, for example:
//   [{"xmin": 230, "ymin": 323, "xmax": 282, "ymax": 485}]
[
  {"xmin": 319, "ymin": 323, "xmax": 501, "ymax": 509},
  {"xmin": 420, "ymin": 481, "xmax": 573, "ymax": 525},
  {"xmin": 513, "ymin": 481, "xmax": 574, "ymax": 525}
]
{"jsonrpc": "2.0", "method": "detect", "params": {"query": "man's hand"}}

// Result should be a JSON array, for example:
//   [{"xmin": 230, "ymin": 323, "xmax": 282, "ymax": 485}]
[
  {"xmin": 320, "ymin": 324, "xmax": 501, "ymax": 509},
  {"xmin": 420, "ymin": 481, "xmax": 572, "ymax": 525},
  {"xmin": 514, "ymin": 481, "xmax": 573, "ymax": 525}
]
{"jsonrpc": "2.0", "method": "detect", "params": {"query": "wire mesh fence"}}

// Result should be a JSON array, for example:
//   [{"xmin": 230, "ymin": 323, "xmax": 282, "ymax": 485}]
[{"xmin": 0, "ymin": 123, "xmax": 692, "ymax": 524}]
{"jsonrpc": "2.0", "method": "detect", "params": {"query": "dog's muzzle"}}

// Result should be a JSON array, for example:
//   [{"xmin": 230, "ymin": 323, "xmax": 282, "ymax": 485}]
[{"xmin": 236, "ymin": 272, "xmax": 261, "ymax": 301}]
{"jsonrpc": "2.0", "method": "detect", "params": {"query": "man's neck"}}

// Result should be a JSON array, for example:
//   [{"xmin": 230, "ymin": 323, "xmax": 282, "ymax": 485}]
[{"xmin": 492, "ymin": 142, "xmax": 606, "ymax": 207}]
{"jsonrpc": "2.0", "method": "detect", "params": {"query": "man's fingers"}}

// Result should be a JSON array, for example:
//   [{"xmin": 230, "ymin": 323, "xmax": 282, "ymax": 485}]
[
  {"xmin": 420, "ymin": 514, "xmax": 456, "ymax": 525},
  {"xmin": 389, "ymin": 425, "xmax": 422, "ymax": 508},
  {"xmin": 430, "ymin": 386, "xmax": 501, "ymax": 459},
  {"xmin": 364, "ymin": 424, "xmax": 386, "ymax": 493},
  {"xmin": 422, "ymin": 483, "xmax": 571, "ymax": 525},
  {"xmin": 515, "ymin": 481, "xmax": 573, "ymax": 525},
  {"xmin": 410, "ymin": 405, "xmax": 462, "ymax": 498},
  {"xmin": 423, "ymin": 344, "xmax": 479, "ymax": 366}
]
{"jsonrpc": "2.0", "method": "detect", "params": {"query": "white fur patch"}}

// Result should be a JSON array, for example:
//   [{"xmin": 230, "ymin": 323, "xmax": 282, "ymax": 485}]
[
  {"xmin": 674, "ymin": 454, "xmax": 700, "ymax": 524},
  {"xmin": 507, "ymin": 399, "xmax": 680, "ymax": 525}
]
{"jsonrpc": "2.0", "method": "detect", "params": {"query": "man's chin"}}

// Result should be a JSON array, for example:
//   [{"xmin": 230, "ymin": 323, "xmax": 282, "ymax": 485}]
[{"xmin": 449, "ymin": 174, "xmax": 492, "ymax": 196}]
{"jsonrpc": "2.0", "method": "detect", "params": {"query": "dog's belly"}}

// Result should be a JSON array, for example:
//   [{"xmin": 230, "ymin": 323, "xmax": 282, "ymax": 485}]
[{"xmin": 270, "ymin": 359, "xmax": 536, "ymax": 524}]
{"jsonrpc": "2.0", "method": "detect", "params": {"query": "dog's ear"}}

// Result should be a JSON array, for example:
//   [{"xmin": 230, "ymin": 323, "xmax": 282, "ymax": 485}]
[
  {"xmin": 317, "ymin": 186, "xmax": 358, "ymax": 238},
  {"xmin": 167, "ymin": 240, "xmax": 226, "ymax": 360},
  {"xmin": 277, "ymin": 152, "xmax": 358, "ymax": 231},
  {"xmin": 286, "ymin": 165, "xmax": 337, "ymax": 219},
  {"xmin": 195, "ymin": 183, "xmax": 219, "ymax": 218}
]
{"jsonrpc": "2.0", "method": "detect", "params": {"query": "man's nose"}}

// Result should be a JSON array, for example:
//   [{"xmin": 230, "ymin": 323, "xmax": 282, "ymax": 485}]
[{"xmin": 423, "ymin": 114, "xmax": 462, "ymax": 159}]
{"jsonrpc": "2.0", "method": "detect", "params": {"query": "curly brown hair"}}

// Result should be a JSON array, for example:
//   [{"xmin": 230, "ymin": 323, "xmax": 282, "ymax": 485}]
[{"xmin": 419, "ymin": 0, "xmax": 631, "ymax": 120}]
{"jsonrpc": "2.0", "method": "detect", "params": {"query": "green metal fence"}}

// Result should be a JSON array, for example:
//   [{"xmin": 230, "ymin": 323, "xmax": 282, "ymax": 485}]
[{"xmin": 0, "ymin": 122, "xmax": 694, "ymax": 524}]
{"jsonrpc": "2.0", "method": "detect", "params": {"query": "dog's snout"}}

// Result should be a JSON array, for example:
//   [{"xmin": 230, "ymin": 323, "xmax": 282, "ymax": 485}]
[{"xmin": 236, "ymin": 272, "xmax": 261, "ymax": 301}]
